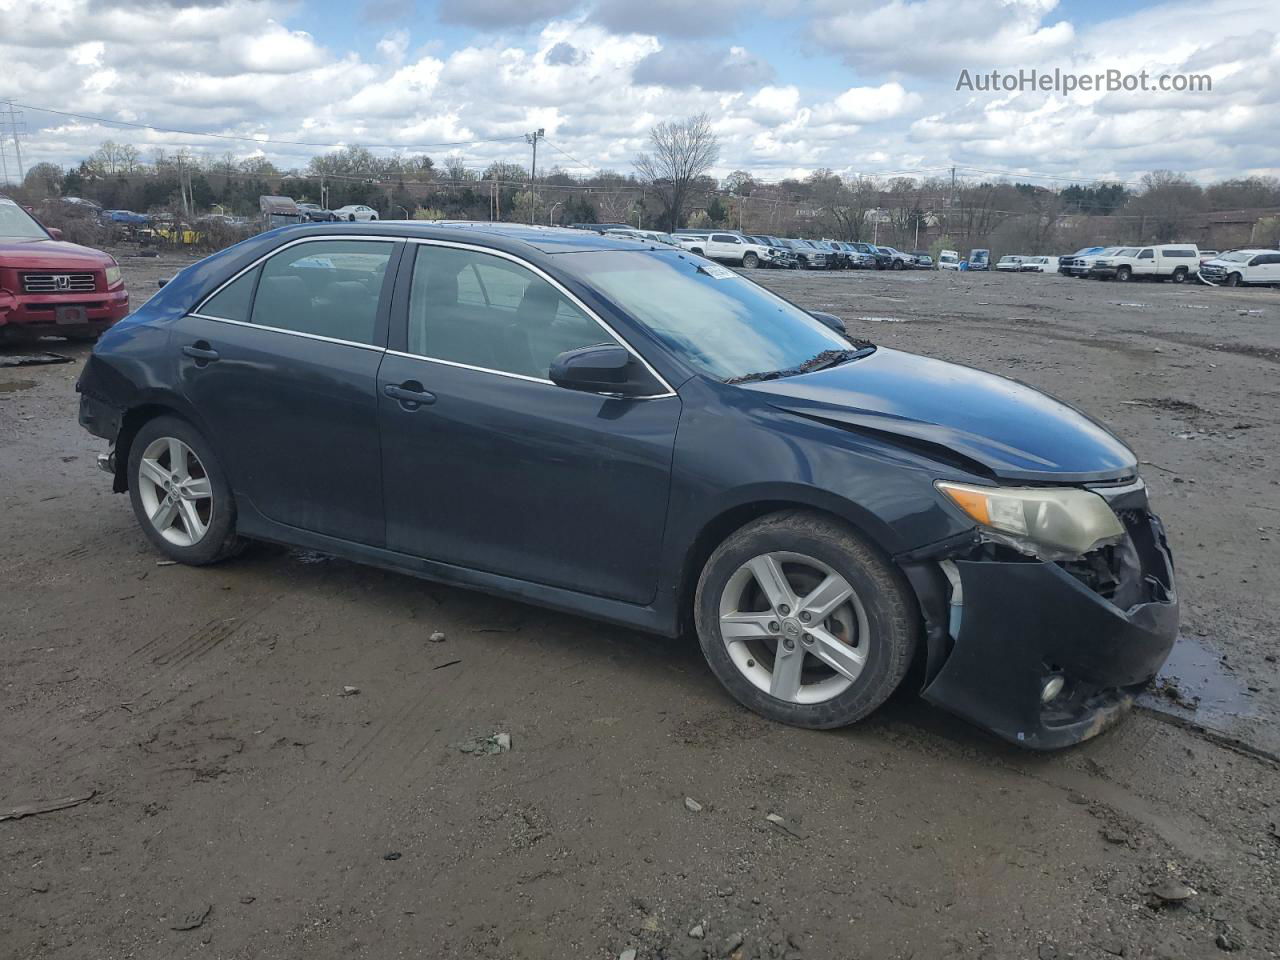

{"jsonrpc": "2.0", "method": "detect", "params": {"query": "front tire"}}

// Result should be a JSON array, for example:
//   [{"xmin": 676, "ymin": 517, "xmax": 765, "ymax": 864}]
[
  {"xmin": 1116, "ymin": 266, "xmax": 1132, "ymax": 281},
  {"xmin": 127, "ymin": 416, "xmax": 244, "ymax": 566},
  {"xmin": 1225, "ymin": 272, "xmax": 1241, "ymax": 287},
  {"xmin": 743, "ymin": 252, "xmax": 759, "ymax": 269},
  {"xmin": 348, "ymin": 214, "xmax": 357, "ymax": 222},
  {"xmin": 693, "ymin": 510, "xmax": 918, "ymax": 729}
]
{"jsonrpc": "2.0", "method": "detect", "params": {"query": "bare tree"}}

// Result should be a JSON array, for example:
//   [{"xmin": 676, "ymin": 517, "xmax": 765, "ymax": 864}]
[
  {"xmin": 723, "ymin": 169, "xmax": 755, "ymax": 196},
  {"xmin": 634, "ymin": 113, "xmax": 719, "ymax": 231},
  {"xmin": 811, "ymin": 175, "xmax": 880, "ymax": 242},
  {"xmin": 1126, "ymin": 171, "xmax": 1205, "ymax": 241},
  {"xmin": 442, "ymin": 155, "xmax": 473, "ymax": 182},
  {"xmin": 22, "ymin": 162, "xmax": 63, "ymax": 198}
]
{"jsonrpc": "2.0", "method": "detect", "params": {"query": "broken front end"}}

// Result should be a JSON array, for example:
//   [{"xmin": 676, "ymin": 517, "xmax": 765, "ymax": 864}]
[{"xmin": 901, "ymin": 478, "xmax": 1178, "ymax": 749}]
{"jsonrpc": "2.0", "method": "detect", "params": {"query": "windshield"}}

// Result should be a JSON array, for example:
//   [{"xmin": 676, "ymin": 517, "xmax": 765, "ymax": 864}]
[
  {"xmin": 562, "ymin": 250, "xmax": 853, "ymax": 381},
  {"xmin": 1219, "ymin": 251, "xmax": 1253, "ymax": 262},
  {"xmin": 0, "ymin": 198, "xmax": 50, "ymax": 240}
]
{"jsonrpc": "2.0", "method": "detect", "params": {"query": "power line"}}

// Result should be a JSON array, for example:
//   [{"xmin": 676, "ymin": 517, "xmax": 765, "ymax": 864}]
[
  {"xmin": 10, "ymin": 101, "xmax": 530, "ymax": 152},
  {"xmin": 542, "ymin": 138, "xmax": 598, "ymax": 174}
]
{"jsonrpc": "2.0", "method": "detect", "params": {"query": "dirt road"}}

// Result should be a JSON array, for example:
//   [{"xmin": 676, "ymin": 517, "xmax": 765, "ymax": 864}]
[{"xmin": 2, "ymin": 254, "xmax": 1278, "ymax": 959}]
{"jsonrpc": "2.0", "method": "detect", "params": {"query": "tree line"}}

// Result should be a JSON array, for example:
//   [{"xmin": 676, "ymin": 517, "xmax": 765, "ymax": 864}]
[{"xmin": 11, "ymin": 115, "xmax": 1280, "ymax": 254}]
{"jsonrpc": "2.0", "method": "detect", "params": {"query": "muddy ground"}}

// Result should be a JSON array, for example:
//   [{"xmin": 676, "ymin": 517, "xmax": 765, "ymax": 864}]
[{"xmin": 2, "ymin": 252, "xmax": 1278, "ymax": 960}]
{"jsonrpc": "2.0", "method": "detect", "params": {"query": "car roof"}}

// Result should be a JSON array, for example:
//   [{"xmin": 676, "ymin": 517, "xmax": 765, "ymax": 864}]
[{"xmin": 261, "ymin": 220, "xmax": 663, "ymax": 255}]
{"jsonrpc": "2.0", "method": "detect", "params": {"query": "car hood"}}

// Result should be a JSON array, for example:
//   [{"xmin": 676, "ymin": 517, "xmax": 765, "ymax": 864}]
[
  {"xmin": 742, "ymin": 347, "xmax": 1136, "ymax": 483},
  {"xmin": 0, "ymin": 237, "xmax": 112, "ymax": 269}
]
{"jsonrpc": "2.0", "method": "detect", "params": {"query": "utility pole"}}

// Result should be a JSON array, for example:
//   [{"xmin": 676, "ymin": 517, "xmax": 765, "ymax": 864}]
[
  {"xmin": 525, "ymin": 128, "xmax": 544, "ymax": 226},
  {"xmin": 1, "ymin": 100, "xmax": 25, "ymax": 185},
  {"xmin": 949, "ymin": 165, "xmax": 956, "ymax": 240}
]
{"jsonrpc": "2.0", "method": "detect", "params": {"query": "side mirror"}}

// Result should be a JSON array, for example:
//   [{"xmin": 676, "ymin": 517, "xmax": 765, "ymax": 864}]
[
  {"xmin": 47, "ymin": 227, "xmax": 63, "ymax": 241},
  {"xmin": 810, "ymin": 311, "xmax": 846, "ymax": 335},
  {"xmin": 549, "ymin": 345, "xmax": 659, "ymax": 398}
]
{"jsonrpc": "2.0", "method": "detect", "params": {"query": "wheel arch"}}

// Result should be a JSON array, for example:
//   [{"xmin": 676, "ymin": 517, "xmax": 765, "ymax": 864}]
[
  {"xmin": 674, "ymin": 490, "xmax": 902, "ymax": 637},
  {"xmin": 111, "ymin": 393, "xmax": 220, "ymax": 493}
]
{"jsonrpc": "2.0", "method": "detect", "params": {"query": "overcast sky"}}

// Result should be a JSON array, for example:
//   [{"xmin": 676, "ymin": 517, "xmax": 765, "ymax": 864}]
[{"xmin": 1, "ymin": 0, "xmax": 1277, "ymax": 186}]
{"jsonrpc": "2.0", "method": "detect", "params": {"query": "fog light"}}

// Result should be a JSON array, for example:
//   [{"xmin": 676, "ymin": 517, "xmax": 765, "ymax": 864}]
[{"xmin": 1041, "ymin": 675, "xmax": 1066, "ymax": 703}]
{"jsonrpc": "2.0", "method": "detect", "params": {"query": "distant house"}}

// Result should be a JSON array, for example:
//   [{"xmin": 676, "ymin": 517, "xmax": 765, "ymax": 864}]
[{"xmin": 259, "ymin": 195, "xmax": 301, "ymax": 229}]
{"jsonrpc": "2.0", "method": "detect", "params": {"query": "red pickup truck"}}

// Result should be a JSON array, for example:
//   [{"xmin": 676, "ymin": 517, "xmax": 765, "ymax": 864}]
[{"xmin": 0, "ymin": 196, "xmax": 129, "ymax": 342}]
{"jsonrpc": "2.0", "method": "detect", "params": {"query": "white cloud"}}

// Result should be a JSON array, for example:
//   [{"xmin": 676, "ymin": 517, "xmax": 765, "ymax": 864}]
[
  {"xmin": 822, "ymin": 83, "xmax": 922, "ymax": 123},
  {"xmin": 0, "ymin": 0, "xmax": 1277, "ymax": 187},
  {"xmin": 809, "ymin": 0, "xmax": 1074, "ymax": 76}
]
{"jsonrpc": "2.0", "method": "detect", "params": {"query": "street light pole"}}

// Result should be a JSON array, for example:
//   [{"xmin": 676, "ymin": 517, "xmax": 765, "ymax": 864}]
[{"xmin": 548, "ymin": 201, "xmax": 562, "ymax": 226}]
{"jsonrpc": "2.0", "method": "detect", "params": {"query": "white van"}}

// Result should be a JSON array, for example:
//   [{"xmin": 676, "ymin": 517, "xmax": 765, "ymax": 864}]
[
  {"xmin": 1088, "ymin": 244, "xmax": 1201, "ymax": 283},
  {"xmin": 1021, "ymin": 256, "xmax": 1060, "ymax": 273},
  {"xmin": 937, "ymin": 249, "xmax": 961, "ymax": 270}
]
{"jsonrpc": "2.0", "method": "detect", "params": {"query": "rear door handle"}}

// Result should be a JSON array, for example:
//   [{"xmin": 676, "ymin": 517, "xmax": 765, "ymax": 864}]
[
  {"xmin": 182, "ymin": 343, "xmax": 220, "ymax": 363},
  {"xmin": 384, "ymin": 382, "xmax": 436, "ymax": 408}
]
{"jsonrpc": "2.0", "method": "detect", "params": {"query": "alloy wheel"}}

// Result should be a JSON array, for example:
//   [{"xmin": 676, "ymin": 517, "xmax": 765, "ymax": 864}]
[
  {"xmin": 718, "ymin": 551, "xmax": 869, "ymax": 704},
  {"xmin": 136, "ymin": 436, "xmax": 213, "ymax": 547}
]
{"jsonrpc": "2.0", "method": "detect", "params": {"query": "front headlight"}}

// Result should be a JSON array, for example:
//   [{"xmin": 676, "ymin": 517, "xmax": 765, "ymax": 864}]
[
  {"xmin": 936, "ymin": 480, "xmax": 1126, "ymax": 558},
  {"xmin": 104, "ymin": 265, "xmax": 123, "ymax": 288}
]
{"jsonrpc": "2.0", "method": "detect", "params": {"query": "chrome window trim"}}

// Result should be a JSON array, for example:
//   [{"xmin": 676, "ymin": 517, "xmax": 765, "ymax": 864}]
[
  {"xmin": 185, "ymin": 313, "xmax": 387, "ymax": 352},
  {"xmin": 187, "ymin": 232, "xmax": 678, "ymax": 399},
  {"xmin": 191, "ymin": 234, "xmax": 399, "ymax": 348},
  {"xmin": 400, "ymin": 237, "xmax": 677, "ymax": 399},
  {"xmin": 383, "ymin": 349, "xmax": 672, "ymax": 400}
]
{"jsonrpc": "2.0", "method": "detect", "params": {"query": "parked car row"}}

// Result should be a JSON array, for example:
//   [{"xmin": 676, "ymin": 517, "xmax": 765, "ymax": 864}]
[
  {"xmin": 575, "ymin": 226, "xmax": 1280, "ymax": 289},
  {"xmin": 994, "ymin": 255, "xmax": 1060, "ymax": 273},
  {"xmin": 654, "ymin": 230, "xmax": 937, "ymax": 272}
]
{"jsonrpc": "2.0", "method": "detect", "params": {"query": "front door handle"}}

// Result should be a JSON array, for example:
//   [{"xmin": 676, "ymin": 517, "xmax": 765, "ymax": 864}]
[
  {"xmin": 384, "ymin": 381, "xmax": 436, "ymax": 408},
  {"xmin": 182, "ymin": 342, "xmax": 220, "ymax": 363}
]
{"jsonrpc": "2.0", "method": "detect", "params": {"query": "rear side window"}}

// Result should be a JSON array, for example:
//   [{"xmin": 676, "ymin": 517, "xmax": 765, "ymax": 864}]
[
  {"xmin": 1163, "ymin": 249, "xmax": 1195, "ymax": 258},
  {"xmin": 199, "ymin": 267, "xmax": 259, "ymax": 322},
  {"xmin": 406, "ymin": 245, "xmax": 618, "ymax": 380},
  {"xmin": 250, "ymin": 240, "xmax": 392, "ymax": 345}
]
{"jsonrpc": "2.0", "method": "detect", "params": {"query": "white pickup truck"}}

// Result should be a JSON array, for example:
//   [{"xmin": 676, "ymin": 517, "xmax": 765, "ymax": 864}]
[
  {"xmin": 1088, "ymin": 244, "xmax": 1201, "ymax": 283},
  {"xmin": 1199, "ymin": 249, "xmax": 1280, "ymax": 287},
  {"xmin": 670, "ymin": 231, "xmax": 772, "ymax": 268}
]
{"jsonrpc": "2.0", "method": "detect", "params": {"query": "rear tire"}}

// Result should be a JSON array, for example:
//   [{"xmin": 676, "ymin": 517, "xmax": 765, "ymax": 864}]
[
  {"xmin": 127, "ymin": 415, "xmax": 244, "ymax": 566},
  {"xmin": 693, "ymin": 510, "xmax": 918, "ymax": 730},
  {"xmin": 1171, "ymin": 268, "xmax": 1187, "ymax": 284}
]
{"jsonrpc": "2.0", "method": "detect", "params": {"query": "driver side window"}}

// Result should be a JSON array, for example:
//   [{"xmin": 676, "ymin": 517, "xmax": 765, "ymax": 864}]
[{"xmin": 406, "ymin": 246, "xmax": 620, "ymax": 380}]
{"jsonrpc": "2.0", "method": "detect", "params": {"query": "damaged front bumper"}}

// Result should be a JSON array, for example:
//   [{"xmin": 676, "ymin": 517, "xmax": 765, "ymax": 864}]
[{"xmin": 901, "ymin": 484, "xmax": 1178, "ymax": 749}]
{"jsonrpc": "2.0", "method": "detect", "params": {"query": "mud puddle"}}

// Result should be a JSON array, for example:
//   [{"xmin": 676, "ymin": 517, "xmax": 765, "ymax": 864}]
[{"xmin": 1139, "ymin": 633, "xmax": 1273, "ymax": 754}]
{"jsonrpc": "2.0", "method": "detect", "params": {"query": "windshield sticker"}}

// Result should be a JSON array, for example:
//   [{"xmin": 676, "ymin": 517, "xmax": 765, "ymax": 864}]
[{"xmin": 698, "ymin": 262, "xmax": 738, "ymax": 280}]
